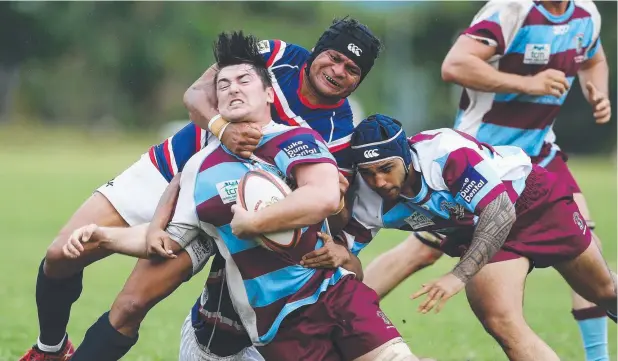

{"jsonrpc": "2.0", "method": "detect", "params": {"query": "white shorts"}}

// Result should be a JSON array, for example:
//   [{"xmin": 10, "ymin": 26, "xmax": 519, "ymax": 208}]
[
  {"xmin": 179, "ymin": 314, "xmax": 264, "ymax": 361},
  {"xmin": 96, "ymin": 153, "xmax": 167, "ymax": 227},
  {"xmin": 96, "ymin": 153, "xmax": 210, "ymax": 275}
]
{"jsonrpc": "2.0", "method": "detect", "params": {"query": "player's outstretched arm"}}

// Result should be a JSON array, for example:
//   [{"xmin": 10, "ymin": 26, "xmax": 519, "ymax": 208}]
[
  {"xmin": 63, "ymin": 223, "xmax": 150, "ymax": 259},
  {"xmin": 442, "ymin": 35, "xmax": 569, "ymax": 98},
  {"xmin": 231, "ymin": 162, "xmax": 340, "ymax": 237},
  {"xmin": 578, "ymin": 45, "xmax": 611, "ymax": 124},
  {"xmin": 412, "ymin": 192, "xmax": 515, "ymax": 314},
  {"xmin": 451, "ymin": 192, "xmax": 515, "ymax": 283}
]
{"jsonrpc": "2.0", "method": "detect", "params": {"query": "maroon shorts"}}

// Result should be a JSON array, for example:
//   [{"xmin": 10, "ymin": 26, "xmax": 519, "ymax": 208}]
[
  {"xmin": 256, "ymin": 275, "xmax": 402, "ymax": 361},
  {"xmin": 530, "ymin": 142, "xmax": 581, "ymax": 193},
  {"xmin": 441, "ymin": 167, "xmax": 591, "ymax": 269}
]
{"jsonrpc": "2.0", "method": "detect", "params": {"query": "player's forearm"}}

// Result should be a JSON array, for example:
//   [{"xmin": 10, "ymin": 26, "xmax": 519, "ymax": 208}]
[
  {"xmin": 452, "ymin": 193, "xmax": 515, "ymax": 283},
  {"xmin": 578, "ymin": 49, "xmax": 609, "ymax": 103},
  {"xmin": 251, "ymin": 184, "xmax": 340, "ymax": 234},
  {"xmin": 98, "ymin": 224, "xmax": 149, "ymax": 258},
  {"xmin": 183, "ymin": 64, "xmax": 219, "ymax": 130},
  {"xmin": 442, "ymin": 54, "xmax": 527, "ymax": 94}
]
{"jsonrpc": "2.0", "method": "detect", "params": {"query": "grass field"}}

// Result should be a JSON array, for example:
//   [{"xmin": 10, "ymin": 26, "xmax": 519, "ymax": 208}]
[{"xmin": 0, "ymin": 125, "xmax": 616, "ymax": 361}]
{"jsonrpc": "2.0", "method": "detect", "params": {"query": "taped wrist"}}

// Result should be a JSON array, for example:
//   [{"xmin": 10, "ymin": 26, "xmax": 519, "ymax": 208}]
[{"xmin": 208, "ymin": 115, "xmax": 230, "ymax": 140}]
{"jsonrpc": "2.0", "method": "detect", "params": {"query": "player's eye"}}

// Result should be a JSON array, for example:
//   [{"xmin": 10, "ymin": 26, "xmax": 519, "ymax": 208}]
[
  {"xmin": 347, "ymin": 66, "xmax": 360, "ymax": 76},
  {"xmin": 218, "ymin": 84, "xmax": 230, "ymax": 90},
  {"xmin": 379, "ymin": 166, "xmax": 391, "ymax": 173}
]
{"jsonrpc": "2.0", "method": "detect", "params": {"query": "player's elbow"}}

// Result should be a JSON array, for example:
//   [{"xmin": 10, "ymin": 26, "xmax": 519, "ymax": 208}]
[
  {"xmin": 320, "ymin": 189, "xmax": 341, "ymax": 217},
  {"xmin": 441, "ymin": 58, "xmax": 461, "ymax": 83}
]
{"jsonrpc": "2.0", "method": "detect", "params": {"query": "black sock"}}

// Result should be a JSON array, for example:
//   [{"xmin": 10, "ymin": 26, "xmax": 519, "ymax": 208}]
[
  {"xmin": 607, "ymin": 310, "xmax": 617, "ymax": 323},
  {"xmin": 36, "ymin": 258, "xmax": 83, "ymax": 346},
  {"xmin": 71, "ymin": 311, "xmax": 138, "ymax": 361}
]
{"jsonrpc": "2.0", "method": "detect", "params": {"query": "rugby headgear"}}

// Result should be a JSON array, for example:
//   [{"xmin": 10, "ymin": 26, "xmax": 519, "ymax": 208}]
[
  {"xmin": 306, "ymin": 17, "xmax": 382, "ymax": 84},
  {"xmin": 351, "ymin": 114, "xmax": 412, "ymax": 171}
]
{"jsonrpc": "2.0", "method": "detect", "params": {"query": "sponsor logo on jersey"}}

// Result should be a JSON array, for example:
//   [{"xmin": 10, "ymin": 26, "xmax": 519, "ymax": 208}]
[
  {"xmin": 257, "ymin": 40, "xmax": 271, "ymax": 54},
  {"xmin": 216, "ymin": 179, "xmax": 239, "ymax": 204},
  {"xmin": 458, "ymin": 166, "xmax": 488, "ymax": 204},
  {"xmin": 279, "ymin": 134, "xmax": 320, "ymax": 158},
  {"xmin": 523, "ymin": 44, "xmax": 551, "ymax": 65},
  {"xmin": 440, "ymin": 200, "xmax": 466, "ymax": 220},
  {"xmin": 574, "ymin": 33, "xmax": 586, "ymax": 63},
  {"xmin": 347, "ymin": 43, "xmax": 362, "ymax": 57},
  {"xmin": 364, "ymin": 149, "xmax": 379, "ymax": 158},
  {"xmin": 404, "ymin": 211, "xmax": 435, "ymax": 229}
]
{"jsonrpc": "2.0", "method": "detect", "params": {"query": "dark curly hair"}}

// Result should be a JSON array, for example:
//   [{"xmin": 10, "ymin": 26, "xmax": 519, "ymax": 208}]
[{"xmin": 213, "ymin": 31, "xmax": 272, "ymax": 88}]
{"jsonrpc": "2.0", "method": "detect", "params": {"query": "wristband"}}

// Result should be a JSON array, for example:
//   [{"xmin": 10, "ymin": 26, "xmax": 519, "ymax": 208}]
[
  {"xmin": 217, "ymin": 122, "xmax": 231, "ymax": 141},
  {"xmin": 208, "ymin": 114, "xmax": 229, "ymax": 139}
]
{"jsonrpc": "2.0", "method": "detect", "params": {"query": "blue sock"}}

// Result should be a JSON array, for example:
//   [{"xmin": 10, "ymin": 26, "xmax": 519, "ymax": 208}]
[{"xmin": 576, "ymin": 316, "xmax": 608, "ymax": 361}]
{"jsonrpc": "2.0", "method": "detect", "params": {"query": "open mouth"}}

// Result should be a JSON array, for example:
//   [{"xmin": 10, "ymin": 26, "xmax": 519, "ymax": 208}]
[
  {"xmin": 230, "ymin": 99, "xmax": 244, "ymax": 106},
  {"xmin": 323, "ymin": 73, "xmax": 341, "ymax": 88}
]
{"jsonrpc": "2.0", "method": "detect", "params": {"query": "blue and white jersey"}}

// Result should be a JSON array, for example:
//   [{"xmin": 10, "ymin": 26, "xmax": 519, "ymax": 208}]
[
  {"xmin": 455, "ymin": 0, "xmax": 601, "ymax": 156},
  {"xmin": 148, "ymin": 39, "xmax": 356, "ymax": 182}
]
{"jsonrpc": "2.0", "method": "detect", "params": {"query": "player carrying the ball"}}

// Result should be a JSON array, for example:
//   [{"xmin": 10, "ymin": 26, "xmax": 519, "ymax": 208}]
[{"xmin": 67, "ymin": 32, "xmax": 420, "ymax": 361}]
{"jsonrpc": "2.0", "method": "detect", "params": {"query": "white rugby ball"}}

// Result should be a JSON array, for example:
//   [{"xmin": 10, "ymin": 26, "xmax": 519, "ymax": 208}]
[{"xmin": 237, "ymin": 170, "xmax": 301, "ymax": 252}]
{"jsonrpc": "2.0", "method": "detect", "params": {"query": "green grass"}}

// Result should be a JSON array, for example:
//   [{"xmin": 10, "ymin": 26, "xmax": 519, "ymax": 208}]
[{"xmin": 0, "ymin": 126, "xmax": 615, "ymax": 361}]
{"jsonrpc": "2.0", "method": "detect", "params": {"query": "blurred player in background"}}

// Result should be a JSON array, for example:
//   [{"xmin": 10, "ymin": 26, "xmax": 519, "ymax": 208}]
[
  {"xmin": 363, "ymin": 2, "xmax": 614, "ymax": 360},
  {"xmin": 350, "ymin": 114, "xmax": 616, "ymax": 361}
]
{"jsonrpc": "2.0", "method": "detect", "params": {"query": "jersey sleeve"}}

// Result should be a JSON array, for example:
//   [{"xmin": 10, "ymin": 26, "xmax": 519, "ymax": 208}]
[
  {"xmin": 438, "ymin": 146, "xmax": 512, "ymax": 214},
  {"xmin": 337, "ymin": 216, "xmax": 378, "ymax": 257},
  {"xmin": 578, "ymin": 1, "xmax": 602, "ymax": 60},
  {"xmin": 166, "ymin": 154, "xmax": 203, "ymax": 248},
  {"xmin": 257, "ymin": 40, "xmax": 310, "ymax": 69},
  {"xmin": 462, "ymin": 1, "xmax": 532, "ymax": 55},
  {"xmin": 148, "ymin": 122, "xmax": 209, "ymax": 182},
  {"xmin": 273, "ymin": 128, "xmax": 337, "ymax": 178}
]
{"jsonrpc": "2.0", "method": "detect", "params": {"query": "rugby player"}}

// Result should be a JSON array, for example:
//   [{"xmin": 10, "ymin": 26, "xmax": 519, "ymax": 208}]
[
  {"xmin": 348, "ymin": 114, "xmax": 616, "ymax": 361},
  {"xmin": 68, "ymin": 33, "xmax": 418, "ymax": 361},
  {"xmin": 21, "ymin": 20, "xmax": 383, "ymax": 361},
  {"xmin": 363, "ymin": 2, "xmax": 614, "ymax": 359}
]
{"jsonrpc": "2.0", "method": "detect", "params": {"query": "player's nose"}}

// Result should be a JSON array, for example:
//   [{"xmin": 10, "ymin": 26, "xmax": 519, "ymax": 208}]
[{"xmin": 331, "ymin": 62, "xmax": 346, "ymax": 78}]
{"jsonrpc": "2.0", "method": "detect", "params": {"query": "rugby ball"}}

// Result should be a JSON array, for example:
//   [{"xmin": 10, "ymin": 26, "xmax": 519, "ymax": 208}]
[{"xmin": 237, "ymin": 170, "xmax": 301, "ymax": 252}]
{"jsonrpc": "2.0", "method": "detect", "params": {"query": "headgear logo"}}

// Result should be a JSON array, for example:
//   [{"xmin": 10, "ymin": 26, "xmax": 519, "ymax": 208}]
[
  {"xmin": 347, "ymin": 43, "xmax": 362, "ymax": 57},
  {"xmin": 364, "ymin": 149, "xmax": 379, "ymax": 158}
]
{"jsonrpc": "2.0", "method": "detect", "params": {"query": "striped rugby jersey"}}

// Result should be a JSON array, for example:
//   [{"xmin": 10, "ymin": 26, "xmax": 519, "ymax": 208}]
[
  {"xmin": 148, "ymin": 39, "xmax": 355, "ymax": 182},
  {"xmin": 340, "ymin": 128, "xmax": 533, "ymax": 254},
  {"xmin": 454, "ymin": 0, "xmax": 602, "ymax": 156},
  {"xmin": 167, "ymin": 122, "xmax": 352, "ymax": 346}
]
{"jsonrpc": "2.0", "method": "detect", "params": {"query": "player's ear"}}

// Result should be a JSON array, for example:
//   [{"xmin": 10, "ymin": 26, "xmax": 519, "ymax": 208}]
[{"xmin": 266, "ymin": 86, "xmax": 274, "ymax": 104}]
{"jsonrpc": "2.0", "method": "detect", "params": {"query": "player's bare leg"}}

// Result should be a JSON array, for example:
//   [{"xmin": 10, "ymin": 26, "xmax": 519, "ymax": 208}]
[
  {"xmin": 568, "ymin": 193, "xmax": 610, "ymax": 360},
  {"xmin": 70, "ymin": 250, "xmax": 194, "ymax": 360},
  {"xmin": 554, "ymin": 241, "xmax": 617, "ymax": 315},
  {"xmin": 20, "ymin": 192, "xmax": 128, "ymax": 360},
  {"xmin": 466, "ymin": 257, "xmax": 560, "ymax": 361},
  {"xmin": 364, "ymin": 233, "xmax": 443, "ymax": 298},
  {"xmin": 45, "ymin": 192, "xmax": 128, "ymax": 279}
]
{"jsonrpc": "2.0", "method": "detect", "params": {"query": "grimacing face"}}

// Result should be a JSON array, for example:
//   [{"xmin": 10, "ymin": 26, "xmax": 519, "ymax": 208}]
[
  {"xmin": 357, "ymin": 158, "xmax": 407, "ymax": 201},
  {"xmin": 308, "ymin": 50, "xmax": 361, "ymax": 99},
  {"xmin": 216, "ymin": 63, "xmax": 274, "ymax": 122}
]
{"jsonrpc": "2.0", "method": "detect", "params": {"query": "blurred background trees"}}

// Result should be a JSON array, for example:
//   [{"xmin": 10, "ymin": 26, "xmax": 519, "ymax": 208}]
[{"xmin": 1, "ymin": 1, "xmax": 615, "ymax": 153}]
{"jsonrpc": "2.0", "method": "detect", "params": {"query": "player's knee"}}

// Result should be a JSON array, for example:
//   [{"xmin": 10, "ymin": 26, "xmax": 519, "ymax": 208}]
[
  {"xmin": 481, "ymin": 312, "xmax": 525, "ymax": 345},
  {"xmin": 592, "ymin": 279, "xmax": 617, "ymax": 305},
  {"xmin": 111, "ymin": 292, "xmax": 152, "ymax": 329}
]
